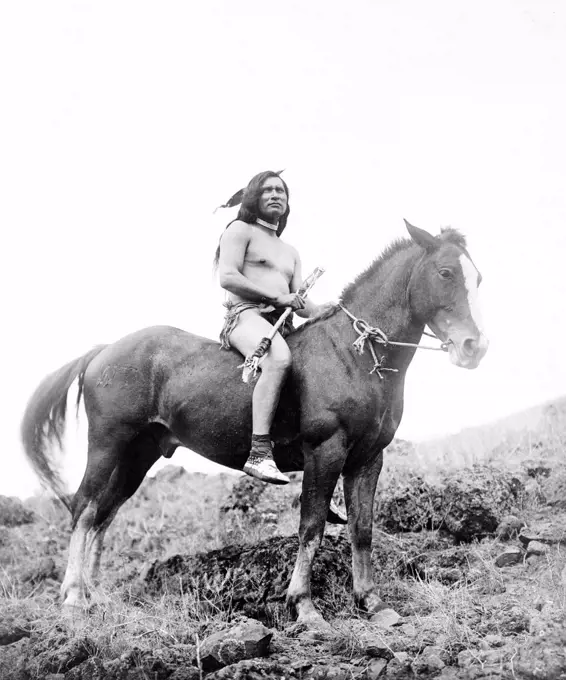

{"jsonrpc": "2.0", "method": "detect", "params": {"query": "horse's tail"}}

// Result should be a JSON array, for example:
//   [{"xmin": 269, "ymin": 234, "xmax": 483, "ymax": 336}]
[{"xmin": 20, "ymin": 345, "xmax": 107, "ymax": 512}]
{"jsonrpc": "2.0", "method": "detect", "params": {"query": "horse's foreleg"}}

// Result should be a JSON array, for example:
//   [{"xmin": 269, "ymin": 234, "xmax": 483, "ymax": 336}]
[
  {"xmin": 343, "ymin": 452, "xmax": 387, "ymax": 614},
  {"xmin": 286, "ymin": 431, "xmax": 346, "ymax": 629}
]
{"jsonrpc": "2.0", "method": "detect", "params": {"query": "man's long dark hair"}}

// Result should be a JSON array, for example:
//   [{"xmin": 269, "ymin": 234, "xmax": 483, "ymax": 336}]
[{"xmin": 213, "ymin": 170, "xmax": 290, "ymax": 270}]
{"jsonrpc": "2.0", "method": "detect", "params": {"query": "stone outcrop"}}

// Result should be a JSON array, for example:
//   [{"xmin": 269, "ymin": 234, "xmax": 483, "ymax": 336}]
[{"xmin": 376, "ymin": 465, "xmax": 524, "ymax": 542}]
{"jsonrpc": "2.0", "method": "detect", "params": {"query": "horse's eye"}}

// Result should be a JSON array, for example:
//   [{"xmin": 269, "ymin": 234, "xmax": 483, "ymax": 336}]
[{"xmin": 439, "ymin": 269, "xmax": 452, "ymax": 279}]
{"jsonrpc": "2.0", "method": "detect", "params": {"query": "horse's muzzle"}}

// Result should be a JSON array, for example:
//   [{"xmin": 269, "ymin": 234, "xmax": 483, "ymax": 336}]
[{"xmin": 449, "ymin": 332, "xmax": 489, "ymax": 369}]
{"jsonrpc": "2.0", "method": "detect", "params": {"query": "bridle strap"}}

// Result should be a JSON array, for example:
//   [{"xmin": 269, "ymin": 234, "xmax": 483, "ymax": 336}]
[{"xmin": 338, "ymin": 303, "xmax": 450, "ymax": 379}]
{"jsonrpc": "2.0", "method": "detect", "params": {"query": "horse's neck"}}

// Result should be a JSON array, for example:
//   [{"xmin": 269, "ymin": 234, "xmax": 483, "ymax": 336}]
[{"xmin": 341, "ymin": 247, "xmax": 424, "ymax": 346}]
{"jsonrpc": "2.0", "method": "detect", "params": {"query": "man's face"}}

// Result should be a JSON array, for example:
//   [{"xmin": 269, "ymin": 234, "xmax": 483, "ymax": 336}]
[{"xmin": 258, "ymin": 176, "xmax": 288, "ymax": 223}]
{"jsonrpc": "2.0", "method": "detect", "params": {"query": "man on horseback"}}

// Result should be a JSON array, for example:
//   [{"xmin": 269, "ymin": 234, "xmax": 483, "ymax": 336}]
[{"xmin": 216, "ymin": 171, "xmax": 320, "ymax": 484}]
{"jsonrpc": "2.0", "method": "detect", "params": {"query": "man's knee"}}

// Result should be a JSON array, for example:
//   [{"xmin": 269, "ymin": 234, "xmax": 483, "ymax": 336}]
[{"xmin": 263, "ymin": 342, "xmax": 292, "ymax": 374}]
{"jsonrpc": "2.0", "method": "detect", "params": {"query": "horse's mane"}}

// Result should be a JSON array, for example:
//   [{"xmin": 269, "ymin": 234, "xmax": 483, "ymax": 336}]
[{"xmin": 296, "ymin": 227, "xmax": 467, "ymax": 332}]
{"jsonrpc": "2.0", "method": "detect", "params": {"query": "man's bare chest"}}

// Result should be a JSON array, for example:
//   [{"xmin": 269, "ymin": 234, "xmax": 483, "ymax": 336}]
[{"xmin": 244, "ymin": 234, "xmax": 295, "ymax": 279}]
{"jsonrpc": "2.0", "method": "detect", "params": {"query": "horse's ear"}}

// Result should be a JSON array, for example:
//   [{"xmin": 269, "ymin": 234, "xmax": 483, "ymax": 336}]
[{"xmin": 404, "ymin": 219, "xmax": 438, "ymax": 251}]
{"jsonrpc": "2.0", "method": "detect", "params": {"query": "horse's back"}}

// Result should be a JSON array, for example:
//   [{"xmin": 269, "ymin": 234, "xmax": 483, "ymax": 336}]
[
  {"xmin": 82, "ymin": 324, "xmax": 251, "ymax": 420},
  {"xmin": 87, "ymin": 325, "xmax": 237, "ymax": 371}
]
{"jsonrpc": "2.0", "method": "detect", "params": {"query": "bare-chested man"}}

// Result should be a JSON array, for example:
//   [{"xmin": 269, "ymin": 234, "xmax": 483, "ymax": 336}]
[{"xmin": 216, "ymin": 171, "xmax": 320, "ymax": 484}]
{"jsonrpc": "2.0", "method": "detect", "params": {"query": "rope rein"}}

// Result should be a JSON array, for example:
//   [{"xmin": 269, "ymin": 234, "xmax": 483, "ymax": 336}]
[{"xmin": 338, "ymin": 303, "xmax": 451, "ymax": 379}]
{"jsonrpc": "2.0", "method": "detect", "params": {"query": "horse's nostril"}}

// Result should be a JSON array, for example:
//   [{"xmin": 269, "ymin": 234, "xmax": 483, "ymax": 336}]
[{"xmin": 463, "ymin": 338, "xmax": 477, "ymax": 356}]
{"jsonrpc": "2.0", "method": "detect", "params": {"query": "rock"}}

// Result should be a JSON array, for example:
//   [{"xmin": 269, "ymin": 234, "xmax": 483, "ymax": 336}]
[
  {"xmin": 457, "ymin": 649, "xmax": 474, "ymax": 668},
  {"xmin": 519, "ymin": 518, "xmax": 566, "ymax": 546},
  {"xmin": 437, "ymin": 669, "xmax": 468, "ymax": 680},
  {"xmin": 385, "ymin": 655, "xmax": 412, "ymax": 679},
  {"xmin": 199, "ymin": 618, "xmax": 273, "ymax": 671},
  {"xmin": 496, "ymin": 514, "xmax": 525, "ymax": 540},
  {"xmin": 411, "ymin": 646, "xmax": 445, "ymax": 674},
  {"xmin": 0, "ymin": 625, "xmax": 31, "ymax": 646},
  {"xmin": 526, "ymin": 540, "xmax": 548, "ymax": 556},
  {"xmin": 365, "ymin": 639, "xmax": 394, "ymax": 660},
  {"xmin": 366, "ymin": 658, "xmax": 388, "ymax": 679},
  {"xmin": 369, "ymin": 608, "xmax": 401, "ymax": 629},
  {"xmin": 495, "ymin": 546, "xmax": 523, "ymax": 567},
  {"xmin": 376, "ymin": 465, "xmax": 524, "ymax": 542},
  {"xmin": 0, "ymin": 495, "xmax": 35, "ymax": 527},
  {"xmin": 399, "ymin": 623, "xmax": 416, "ymax": 637}
]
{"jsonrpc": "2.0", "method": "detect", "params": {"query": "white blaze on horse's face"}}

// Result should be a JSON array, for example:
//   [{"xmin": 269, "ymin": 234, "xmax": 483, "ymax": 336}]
[
  {"xmin": 430, "ymin": 253, "xmax": 489, "ymax": 370},
  {"xmin": 460, "ymin": 254, "xmax": 486, "ymax": 336}
]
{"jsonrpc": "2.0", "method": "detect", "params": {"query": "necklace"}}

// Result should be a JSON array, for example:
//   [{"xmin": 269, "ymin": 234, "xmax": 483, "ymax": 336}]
[{"xmin": 256, "ymin": 218, "xmax": 278, "ymax": 231}]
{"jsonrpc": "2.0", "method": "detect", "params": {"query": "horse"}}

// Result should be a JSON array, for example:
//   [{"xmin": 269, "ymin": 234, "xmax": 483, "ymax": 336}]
[{"xmin": 21, "ymin": 220, "xmax": 488, "ymax": 629}]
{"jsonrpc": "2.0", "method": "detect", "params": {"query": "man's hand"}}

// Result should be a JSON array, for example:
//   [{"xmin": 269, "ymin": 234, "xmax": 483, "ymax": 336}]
[{"xmin": 275, "ymin": 293, "xmax": 306, "ymax": 311}]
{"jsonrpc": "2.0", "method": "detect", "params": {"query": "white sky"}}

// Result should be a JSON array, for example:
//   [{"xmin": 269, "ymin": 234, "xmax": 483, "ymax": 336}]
[{"xmin": 1, "ymin": 1, "xmax": 565, "ymax": 498}]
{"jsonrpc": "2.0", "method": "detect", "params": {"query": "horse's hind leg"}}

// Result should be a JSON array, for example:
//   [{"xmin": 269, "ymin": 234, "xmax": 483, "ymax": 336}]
[
  {"xmin": 61, "ymin": 428, "xmax": 130, "ymax": 611},
  {"xmin": 84, "ymin": 427, "xmax": 163, "ymax": 590},
  {"xmin": 61, "ymin": 425, "xmax": 161, "ymax": 610}
]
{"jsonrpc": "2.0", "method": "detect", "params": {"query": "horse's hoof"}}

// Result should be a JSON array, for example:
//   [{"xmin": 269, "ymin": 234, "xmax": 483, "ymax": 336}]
[
  {"xmin": 61, "ymin": 603, "xmax": 88, "ymax": 629},
  {"xmin": 288, "ymin": 617, "xmax": 335, "ymax": 641}
]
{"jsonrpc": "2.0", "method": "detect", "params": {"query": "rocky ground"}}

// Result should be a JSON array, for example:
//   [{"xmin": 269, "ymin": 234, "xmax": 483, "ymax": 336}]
[{"xmin": 1, "ymin": 405, "xmax": 566, "ymax": 679}]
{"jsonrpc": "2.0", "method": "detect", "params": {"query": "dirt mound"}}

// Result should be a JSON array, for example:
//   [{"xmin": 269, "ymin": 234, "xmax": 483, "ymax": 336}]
[
  {"xmin": 376, "ymin": 465, "xmax": 525, "ymax": 541},
  {"xmin": 144, "ymin": 534, "xmax": 353, "ymax": 622},
  {"xmin": 143, "ymin": 530, "xmax": 471, "ymax": 624}
]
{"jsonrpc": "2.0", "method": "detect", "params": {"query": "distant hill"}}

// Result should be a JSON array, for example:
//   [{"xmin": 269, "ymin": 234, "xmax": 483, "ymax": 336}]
[{"xmin": 411, "ymin": 394, "xmax": 566, "ymax": 475}]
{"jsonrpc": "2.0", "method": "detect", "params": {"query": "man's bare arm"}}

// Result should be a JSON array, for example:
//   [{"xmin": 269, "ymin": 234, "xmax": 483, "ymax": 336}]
[{"xmin": 290, "ymin": 248, "xmax": 322, "ymax": 319}]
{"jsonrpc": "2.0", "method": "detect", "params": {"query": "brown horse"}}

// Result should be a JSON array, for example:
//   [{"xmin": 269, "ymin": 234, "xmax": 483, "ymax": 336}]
[{"xmin": 21, "ymin": 221, "xmax": 488, "ymax": 629}]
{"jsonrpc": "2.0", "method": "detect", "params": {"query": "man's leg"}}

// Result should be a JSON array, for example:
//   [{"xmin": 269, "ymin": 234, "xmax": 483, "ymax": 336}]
[{"xmin": 228, "ymin": 309, "xmax": 291, "ymax": 484}]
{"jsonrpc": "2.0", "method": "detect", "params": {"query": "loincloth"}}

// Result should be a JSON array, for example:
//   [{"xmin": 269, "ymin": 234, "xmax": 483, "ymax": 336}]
[{"xmin": 219, "ymin": 301, "xmax": 295, "ymax": 350}]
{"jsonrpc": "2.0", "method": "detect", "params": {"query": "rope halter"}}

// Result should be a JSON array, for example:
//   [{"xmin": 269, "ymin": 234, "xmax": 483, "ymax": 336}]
[{"xmin": 338, "ymin": 303, "xmax": 451, "ymax": 379}]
